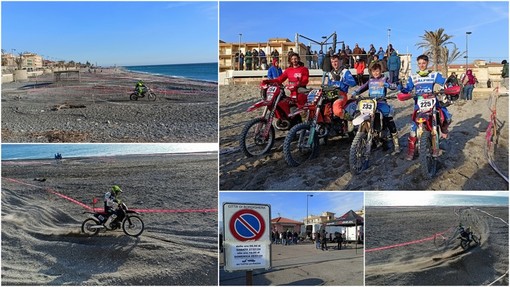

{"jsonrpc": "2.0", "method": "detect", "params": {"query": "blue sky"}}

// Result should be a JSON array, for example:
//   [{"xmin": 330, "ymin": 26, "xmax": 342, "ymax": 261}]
[
  {"xmin": 2, "ymin": 2, "xmax": 218, "ymax": 66},
  {"xmin": 220, "ymin": 1, "xmax": 509, "ymax": 64},
  {"xmin": 219, "ymin": 192, "xmax": 364, "ymax": 222}
]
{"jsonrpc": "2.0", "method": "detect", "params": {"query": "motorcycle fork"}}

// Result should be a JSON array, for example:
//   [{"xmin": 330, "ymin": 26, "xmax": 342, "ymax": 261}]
[
  {"xmin": 308, "ymin": 101, "xmax": 323, "ymax": 146},
  {"xmin": 431, "ymin": 110, "xmax": 439, "ymax": 155},
  {"xmin": 364, "ymin": 121, "xmax": 373, "ymax": 156}
]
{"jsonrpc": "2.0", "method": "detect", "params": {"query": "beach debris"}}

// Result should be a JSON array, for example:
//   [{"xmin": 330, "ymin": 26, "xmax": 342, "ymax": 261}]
[
  {"xmin": 33, "ymin": 178, "xmax": 46, "ymax": 182},
  {"xmin": 51, "ymin": 103, "xmax": 86, "ymax": 111},
  {"xmin": 29, "ymin": 130, "xmax": 89, "ymax": 142}
]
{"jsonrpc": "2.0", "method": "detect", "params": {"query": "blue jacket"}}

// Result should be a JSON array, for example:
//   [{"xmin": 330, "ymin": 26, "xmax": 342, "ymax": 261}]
[
  {"xmin": 267, "ymin": 65, "xmax": 283, "ymax": 79},
  {"xmin": 327, "ymin": 68, "xmax": 356, "ymax": 92},
  {"xmin": 387, "ymin": 51, "xmax": 401, "ymax": 71}
]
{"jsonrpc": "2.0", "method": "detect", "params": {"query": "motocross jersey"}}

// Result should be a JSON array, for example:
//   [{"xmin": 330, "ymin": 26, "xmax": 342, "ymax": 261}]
[
  {"xmin": 405, "ymin": 71, "xmax": 450, "ymax": 121},
  {"xmin": 275, "ymin": 65, "xmax": 309, "ymax": 91},
  {"xmin": 405, "ymin": 71, "xmax": 446, "ymax": 98},
  {"xmin": 356, "ymin": 76, "xmax": 394, "ymax": 117},
  {"xmin": 327, "ymin": 68, "xmax": 356, "ymax": 93},
  {"xmin": 357, "ymin": 75, "xmax": 391, "ymax": 99},
  {"xmin": 104, "ymin": 191, "xmax": 120, "ymax": 211}
]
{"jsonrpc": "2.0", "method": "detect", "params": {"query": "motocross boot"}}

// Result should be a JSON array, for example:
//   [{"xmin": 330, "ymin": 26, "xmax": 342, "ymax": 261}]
[
  {"xmin": 391, "ymin": 133, "xmax": 400, "ymax": 154},
  {"xmin": 406, "ymin": 136, "xmax": 417, "ymax": 160},
  {"xmin": 104, "ymin": 214, "xmax": 117, "ymax": 230}
]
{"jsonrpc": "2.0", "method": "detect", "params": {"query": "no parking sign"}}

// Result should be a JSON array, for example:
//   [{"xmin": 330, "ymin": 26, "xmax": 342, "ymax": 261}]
[{"xmin": 223, "ymin": 202, "xmax": 272, "ymax": 272}]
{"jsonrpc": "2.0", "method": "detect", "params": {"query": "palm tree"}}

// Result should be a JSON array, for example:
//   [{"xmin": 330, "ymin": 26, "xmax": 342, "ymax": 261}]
[
  {"xmin": 440, "ymin": 44, "xmax": 465, "ymax": 76},
  {"xmin": 416, "ymin": 28, "xmax": 454, "ymax": 71}
]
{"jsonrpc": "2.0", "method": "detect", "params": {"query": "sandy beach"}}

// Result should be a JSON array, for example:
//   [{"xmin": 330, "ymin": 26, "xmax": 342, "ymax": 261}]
[
  {"xmin": 1, "ymin": 69, "xmax": 218, "ymax": 143},
  {"xmin": 1, "ymin": 153, "xmax": 218, "ymax": 285},
  {"xmin": 219, "ymin": 84, "xmax": 509, "ymax": 190},
  {"xmin": 365, "ymin": 206, "xmax": 509, "ymax": 285}
]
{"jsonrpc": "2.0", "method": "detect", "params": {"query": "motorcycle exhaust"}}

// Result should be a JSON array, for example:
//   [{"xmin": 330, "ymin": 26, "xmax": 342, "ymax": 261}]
[
  {"xmin": 90, "ymin": 225, "xmax": 106, "ymax": 229},
  {"xmin": 274, "ymin": 119, "xmax": 291, "ymax": 130}
]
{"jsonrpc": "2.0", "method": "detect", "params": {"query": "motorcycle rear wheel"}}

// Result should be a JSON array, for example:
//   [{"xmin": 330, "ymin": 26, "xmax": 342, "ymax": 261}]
[
  {"xmin": 240, "ymin": 118, "xmax": 275, "ymax": 157},
  {"xmin": 148, "ymin": 92, "xmax": 156, "ymax": 101},
  {"xmin": 122, "ymin": 215, "xmax": 144, "ymax": 237},
  {"xmin": 283, "ymin": 122, "xmax": 319, "ymax": 167},
  {"xmin": 129, "ymin": 93, "xmax": 139, "ymax": 101},
  {"xmin": 81, "ymin": 218, "xmax": 100, "ymax": 236},
  {"xmin": 419, "ymin": 130, "xmax": 437, "ymax": 179},
  {"xmin": 349, "ymin": 131, "xmax": 370, "ymax": 175}
]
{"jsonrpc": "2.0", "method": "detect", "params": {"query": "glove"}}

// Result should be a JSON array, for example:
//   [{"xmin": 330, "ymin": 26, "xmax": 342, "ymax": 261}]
[
  {"xmin": 351, "ymin": 91, "xmax": 358, "ymax": 97},
  {"xmin": 400, "ymin": 88, "xmax": 409, "ymax": 94},
  {"xmin": 389, "ymin": 83, "xmax": 397, "ymax": 90}
]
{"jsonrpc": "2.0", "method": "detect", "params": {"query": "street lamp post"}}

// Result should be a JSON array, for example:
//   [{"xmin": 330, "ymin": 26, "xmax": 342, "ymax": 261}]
[
  {"xmin": 465, "ymin": 32, "xmax": 472, "ymax": 71},
  {"xmin": 387, "ymin": 28, "xmax": 391, "ymax": 47},
  {"xmin": 239, "ymin": 33, "xmax": 242, "ymax": 51},
  {"xmin": 306, "ymin": 194, "xmax": 313, "ymax": 225}
]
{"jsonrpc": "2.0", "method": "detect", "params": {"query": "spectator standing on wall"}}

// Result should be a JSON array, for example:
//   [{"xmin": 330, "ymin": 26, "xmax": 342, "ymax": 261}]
[
  {"xmin": 345, "ymin": 45, "xmax": 353, "ymax": 67},
  {"xmin": 312, "ymin": 51, "xmax": 318, "ymax": 69},
  {"xmin": 252, "ymin": 49, "xmax": 259, "ymax": 70},
  {"xmin": 245, "ymin": 49, "xmax": 252, "ymax": 70},
  {"xmin": 239, "ymin": 51, "xmax": 244, "ymax": 70},
  {"xmin": 386, "ymin": 44, "xmax": 395, "ymax": 58},
  {"xmin": 234, "ymin": 51, "xmax": 240, "ymax": 70},
  {"xmin": 259, "ymin": 49, "xmax": 267, "ymax": 70},
  {"xmin": 368, "ymin": 44, "xmax": 376, "ymax": 58},
  {"xmin": 306, "ymin": 46, "xmax": 313, "ymax": 68},
  {"xmin": 318, "ymin": 50, "xmax": 325, "ymax": 69},
  {"xmin": 377, "ymin": 47, "xmax": 385, "ymax": 60},
  {"xmin": 271, "ymin": 49, "xmax": 279, "ymax": 62},
  {"xmin": 387, "ymin": 50, "xmax": 401, "ymax": 83},
  {"xmin": 353, "ymin": 43, "xmax": 362, "ymax": 58}
]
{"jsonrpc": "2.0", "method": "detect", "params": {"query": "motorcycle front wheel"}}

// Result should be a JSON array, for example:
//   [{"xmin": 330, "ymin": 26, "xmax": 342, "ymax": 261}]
[
  {"xmin": 349, "ymin": 131, "xmax": 370, "ymax": 175},
  {"xmin": 419, "ymin": 130, "xmax": 437, "ymax": 179},
  {"xmin": 283, "ymin": 122, "xmax": 319, "ymax": 167},
  {"xmin": 81, "ymin": 218, "xmax": 100, "ymax": 236},
  {"xmin": 148, "ymin": 92, "xmax": 157, "ymax": 101},
  {"xmin": 240, "ymin": 118, "xmax": 275, "ymax": 157},
  {"xmin": 122, "ymin": 215, "xmax": 144, "ymax": 237},
  {"xmin": 129, "ymin": 93, "xmax": 139, "ymax": 101}
]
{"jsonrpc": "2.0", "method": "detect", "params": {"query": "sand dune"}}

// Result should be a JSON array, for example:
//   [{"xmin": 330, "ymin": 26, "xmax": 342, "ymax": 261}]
[
  {"xmin": 1, "ymin": 153, "xmax": 218, "ymax": 285},
  {"xmin": 365, "ymin": 206, "xmax": 509, "ymax": 285}
]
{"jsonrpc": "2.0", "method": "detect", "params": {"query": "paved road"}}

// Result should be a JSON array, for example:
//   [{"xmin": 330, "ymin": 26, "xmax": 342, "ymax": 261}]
[{"xmin": 220, "ymin": 242, "xmax": 364, "ymax": 286}]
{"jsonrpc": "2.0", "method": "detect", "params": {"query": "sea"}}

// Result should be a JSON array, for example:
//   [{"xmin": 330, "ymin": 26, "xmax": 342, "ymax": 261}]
[
  {"xmin": 366, "ymin": 192, "xmax": 508, "ymax": 207},
  {"xmin": 123, "ymin": 63, "xmax": 217, "ymax": 83},
  {"xmin": 1, "ymin": 143, "xmax": 217, "ymax": 160}
]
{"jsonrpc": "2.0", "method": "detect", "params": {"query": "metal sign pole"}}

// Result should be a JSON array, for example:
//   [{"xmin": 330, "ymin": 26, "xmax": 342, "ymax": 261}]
[{"xmin": 246, "ymin": 270, "xmax": 253, "ymax": 286}]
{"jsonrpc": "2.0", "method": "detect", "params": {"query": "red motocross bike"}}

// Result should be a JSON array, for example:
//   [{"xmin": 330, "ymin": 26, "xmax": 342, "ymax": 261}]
[
  {"xmin": 283, "ymin": 86, "xmax": 356, "ymax": 167},
  {"xmin": 397, "ymin": 85, "xmax": 460, "ymax": 178},
  {"xmin": 239, "ymin": 82, "xmax": 302, "ymax": 157}
]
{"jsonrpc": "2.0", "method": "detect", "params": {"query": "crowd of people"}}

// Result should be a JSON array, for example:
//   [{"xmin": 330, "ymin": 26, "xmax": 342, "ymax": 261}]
[
  {"xmin": 271, "ymin": 229, "xmax": 300, "ymax": 245},
  {"xmin": 233, "ymin": 42, "xmax": 400, "ymax": 78}
]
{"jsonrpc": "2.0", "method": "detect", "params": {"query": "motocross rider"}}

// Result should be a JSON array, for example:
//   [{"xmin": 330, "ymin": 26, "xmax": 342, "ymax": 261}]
[
  {"xmin": 400, "ymin": 54, "xmax": 452, "ymax": 160},
  {"xmin": 104, "ymin": 185, "xmax": 125, "ymax": 229},
  {"xmin": 263, "ymin": 53, "xmax": 309, "ymax": 108},
  {"xmin": 326, "ymin": 55, "xmax": 357, "ymax": 121},
  {"xmin": 458, "ymin": 223, "xmax": 471, "ymax": 240},
  {"xmin": 352, "ymin": 63, "xmax": 400, "ymax": 154},
  {"xmin": 135, "ymin": 80, "xmax": 147, "ymax": 97}
]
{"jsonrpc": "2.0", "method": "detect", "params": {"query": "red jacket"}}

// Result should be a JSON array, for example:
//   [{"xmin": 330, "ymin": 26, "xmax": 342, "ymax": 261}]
[
  {"xmin": 354, "ymin": 61, "xmax": 365, "ymax": 75},
  {"xmin": 275, "ymin": 65, "xmax": 309, "ymax": 93}
]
